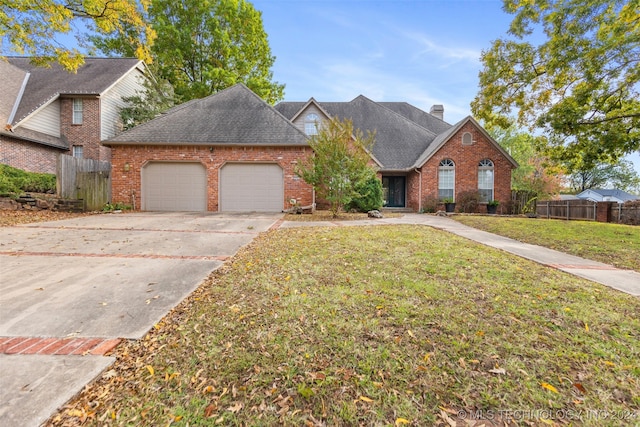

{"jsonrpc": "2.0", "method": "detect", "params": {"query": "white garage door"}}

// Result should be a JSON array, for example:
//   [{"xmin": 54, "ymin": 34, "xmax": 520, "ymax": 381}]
[
  {"xmin": 142, "ymin": 162, "xmax": 207, "ymax": 211},
  {"xmin": 220, "ymin": 163, "xmax": 284, "ymax": 212}
]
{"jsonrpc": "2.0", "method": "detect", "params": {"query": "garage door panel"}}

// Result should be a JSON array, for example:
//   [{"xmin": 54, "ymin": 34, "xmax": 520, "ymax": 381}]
[
  {"xmin": 143, "ymin": 162, "xmax": 207, "ymax": 211},
  {"xmin": 220, "ymin": 163, "xmax": 283, "ymax": 212}
]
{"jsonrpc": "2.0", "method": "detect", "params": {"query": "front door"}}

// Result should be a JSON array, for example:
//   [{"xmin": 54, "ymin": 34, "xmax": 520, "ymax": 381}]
[{"xmin": 383, "ymin": 176, "xmax": 406, "ymax": 207}]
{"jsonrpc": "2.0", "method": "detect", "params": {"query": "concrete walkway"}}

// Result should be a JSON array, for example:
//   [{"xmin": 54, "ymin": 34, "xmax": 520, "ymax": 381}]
[{"xmin": 278, "ymin": 213, "xmax": 640, "ymax": 296}]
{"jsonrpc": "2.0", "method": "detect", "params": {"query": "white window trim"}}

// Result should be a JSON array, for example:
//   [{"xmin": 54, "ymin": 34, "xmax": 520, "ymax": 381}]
[
  {"xmin": 438, "ymin": 159, "xmax": 455, "ymax": 201},
  {"xmin": 72, "ymin": 99, "xmax": 83, "ymax": 125},
  {"xmin": 304, "ymin": 113, "xmax": 319, "ymax": 136},
  {"xmin": 478, "ymin": 159, "xmax": 494, "ymax": 202},
  {"xmin": 72, "ymin": 145, "xmax": 83, "ymax": 158}
]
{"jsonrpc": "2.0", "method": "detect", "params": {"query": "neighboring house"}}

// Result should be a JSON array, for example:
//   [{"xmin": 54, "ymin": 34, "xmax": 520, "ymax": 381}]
[
  {"xmin": 106, "ymin": 83, "xmax": 517, "ymax": 213},
  {"xmin": 576, "ymin": 189, "xmax": 639, "ymax": 203},
  {"xmin": 0, "ymin": 57, "xmax": 147, "ymax": 174}
]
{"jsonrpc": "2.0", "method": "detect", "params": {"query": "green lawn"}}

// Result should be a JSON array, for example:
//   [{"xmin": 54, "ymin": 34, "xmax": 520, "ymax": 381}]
[
  {"xmin": 452, "ymin": 216, "xmax": 640, "ymax": 272},
  {"xmin": 51, "ymin": 225, "xmax": 639, "ymax": 426}
]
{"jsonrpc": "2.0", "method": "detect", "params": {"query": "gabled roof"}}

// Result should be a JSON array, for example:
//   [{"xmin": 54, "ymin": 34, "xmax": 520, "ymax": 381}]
[
  {"xmin": 276, "ymin": 96, "xmax": 447, "ymax": 170},
  {"xmin": 577, "ymin": 188, "xmax": 639, "ymax": 202},
  {"xmin": 106, "ymin": 84, "xmax": 309, "ymax": 146},
  {"xmin": 0, "ymin": 60, "xmax": 29, "ymax": 127},
  {"xmin": 413, "ymin": 115, "xmax": 518, "ymax": 169},
  {"xmin": 5, "ymin": 57, "xmax": 144, "ymax": 125},
  {"xmin": 379, "ymin": 102, "xmax": 451, "ymax": 134}
]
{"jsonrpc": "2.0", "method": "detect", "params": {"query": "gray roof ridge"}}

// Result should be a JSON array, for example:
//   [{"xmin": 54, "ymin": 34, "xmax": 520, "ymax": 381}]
[
  {"xmin": 232, "ymin": 84, "xmax": 310, "ymax": 139},
  {"xmin": 373, "ymin": 100, "xmax": 439, "ymax": 138}
]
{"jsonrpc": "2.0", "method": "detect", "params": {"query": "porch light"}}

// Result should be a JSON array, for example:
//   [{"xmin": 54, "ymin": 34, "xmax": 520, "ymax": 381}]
[{"xmin": 123, "ymin": 163, "xmax": 131, "ymax": 172}]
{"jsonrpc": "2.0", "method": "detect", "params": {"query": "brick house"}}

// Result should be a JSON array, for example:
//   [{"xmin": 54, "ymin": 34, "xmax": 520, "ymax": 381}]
[
  {"xmin": 0, "ymin": 57, "xmax": 147, "ymax": 174},
  {"xmin": 106, "ymin": 83, "xmax": 517, "ymax": 212}
]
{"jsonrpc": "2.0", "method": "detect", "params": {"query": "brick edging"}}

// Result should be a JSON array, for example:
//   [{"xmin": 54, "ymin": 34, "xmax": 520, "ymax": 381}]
[{"xmin": 0, "ymin": 337, "xmax": 121, "ymax": 356}]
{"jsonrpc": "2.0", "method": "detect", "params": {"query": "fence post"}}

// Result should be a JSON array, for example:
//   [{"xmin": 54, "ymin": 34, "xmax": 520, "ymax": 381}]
[
  {"xmin": 566, "ymin": 201, "xmax": 569, "ymax": 220},
  {"xmin": 547, "ymin": 201, "xmax": 550, "ymax": 219},
  {"xmin": 618, "ymin": 203, "xmax": 621, "ymax": 223}
]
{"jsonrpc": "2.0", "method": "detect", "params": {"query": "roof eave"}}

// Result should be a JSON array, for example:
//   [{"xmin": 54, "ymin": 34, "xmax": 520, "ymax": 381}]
[{"xmin": 104, "ymin": 141, "xmax": 310, "ymax": 147}]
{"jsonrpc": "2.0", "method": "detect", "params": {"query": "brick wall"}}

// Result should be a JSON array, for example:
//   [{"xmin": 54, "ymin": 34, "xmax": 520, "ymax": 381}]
[
  {"xmin": 0, "ymin": 135, "xmax": 62, "ymax": 174},
  {"xmin": 60, "ymin": 97, "xmax": 111, "ymax": 162},
  {"xmin": 110, "ymin": 145, "xmax": 314, "ymax": 211},
  {"xmin": 412, "ymin": 122, "xmax": 514, "ymax": 212}
]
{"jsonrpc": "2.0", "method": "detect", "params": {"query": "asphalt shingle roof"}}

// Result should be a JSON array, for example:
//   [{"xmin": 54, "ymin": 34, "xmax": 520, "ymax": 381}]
[
  {"xmin": 379, "ymin": 102, "xmax": 452, "ymax": 134},
  {"xmin": 276, "ymin": 97, "xmax": 454, "ymax": 170},
  {"xmin": 106, "ymin": 84, "xmax": 309, "ymax": 146},
  {"xmin": 579, "ymin": 189, "xmax": 639, "ymax": 202},
  {"xmin": 6, "ymin": 57, "xmax": 143, "ymax": 124}
]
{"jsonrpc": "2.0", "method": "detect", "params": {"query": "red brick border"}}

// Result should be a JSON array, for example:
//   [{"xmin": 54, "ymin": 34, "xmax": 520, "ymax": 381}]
[{"xmin": 0, "ymin": 337, "xmax": 121, "ymax": 356}]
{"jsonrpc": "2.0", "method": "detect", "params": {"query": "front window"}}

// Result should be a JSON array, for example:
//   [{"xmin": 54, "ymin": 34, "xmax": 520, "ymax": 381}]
[
  {"xmin": 72, "ymin": 99, "xmax": 83, "ymax": 125},
  {"xmin": 438, "ymin": 158, "xmax": 455, "ymax": 200},
  {"xmin": 478, "ymin": 159, "xmax": 494, "ymax": 202},
  {"xmin": 72, "ymin": 145, "xmax": 83, "ymax": 158},
  {"xmin": 304, "ymin": 113, "xmax": 319, "ymax": 135}
]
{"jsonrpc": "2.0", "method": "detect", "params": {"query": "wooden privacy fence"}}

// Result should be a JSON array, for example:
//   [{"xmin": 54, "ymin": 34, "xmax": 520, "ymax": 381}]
[
  {"xmin": 57, "ymin": 155, "xmax": 111, "ymax": 211},
  {"xmin": 536, "ymin": 199, "xmax": 597, "ymax": 221},
  {"xmin": 536, "ymin": 199, "xmax": 640, "ymax": 225}
]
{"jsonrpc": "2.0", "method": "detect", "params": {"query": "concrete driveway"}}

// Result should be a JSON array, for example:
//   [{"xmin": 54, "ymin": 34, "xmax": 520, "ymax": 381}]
[{"xmin": 0, "ymin": 212, "xmax": 281, "ymax": 427}]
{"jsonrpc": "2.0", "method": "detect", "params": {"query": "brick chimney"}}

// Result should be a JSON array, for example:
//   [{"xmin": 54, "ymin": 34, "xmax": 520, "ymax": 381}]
[{"xmin": 430, "ymin": 104, "xmax": 444, "ymax": 121}]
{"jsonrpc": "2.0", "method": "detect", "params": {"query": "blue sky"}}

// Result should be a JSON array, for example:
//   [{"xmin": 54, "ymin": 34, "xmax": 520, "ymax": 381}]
[{"xmin": 252, "ymin": 0, "xmax": 640, "ymax": 176}]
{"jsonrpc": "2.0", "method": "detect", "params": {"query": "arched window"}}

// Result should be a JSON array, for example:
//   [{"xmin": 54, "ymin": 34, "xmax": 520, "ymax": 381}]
[
  {"xmin": 478, "ymin": 159, "xmax": 494, "ymax": 202},
  {"xmin": 462, "ymin": 132, "xmax": 473, "ymax": 145},
  {"xmin": 304, "ymin": 113, "xmax": 320, "ymax": 135},
  {"xmin": 438, "ymin": 159, "xmax": 455, "ymax": 201}
]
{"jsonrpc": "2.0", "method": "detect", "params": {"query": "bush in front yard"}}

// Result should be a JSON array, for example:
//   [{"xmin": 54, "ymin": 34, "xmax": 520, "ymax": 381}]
[
  {"xmin": 0, "ymin": 165, "xmax": 56, "ymax": 195},
  {"xmin": 457, "ymin": 190, "xmax": 481, "ymax": 213},
  {"xmin": 346, "ymin": 173, "xmax": 384, "ymax": 212}
]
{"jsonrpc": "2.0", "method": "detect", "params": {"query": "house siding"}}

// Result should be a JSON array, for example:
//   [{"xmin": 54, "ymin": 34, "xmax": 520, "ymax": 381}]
[
  {"xmin": 100, "ymin": 69, "xmax": 145, "ymax": 140},
  {"xmin": 291, "ymin": 105, "xmax": 326, "ymax": 134},
  {"xmin": 416, "ymin": 122, "xmax": 513, "ymax": 212},
  {"xmin": 20, "ymin": 100, "xmax": 61, "ymax": 137},
  {"xmin": 0, "ymin": 134, "xmax": 61, "ymax": 174},
  {"xmin": 110, "ymin": 145, "xmax": 314, "ymax": 211}
]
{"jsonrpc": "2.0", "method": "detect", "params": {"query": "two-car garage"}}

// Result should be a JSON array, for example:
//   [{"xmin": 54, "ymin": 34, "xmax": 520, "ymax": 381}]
[{"xmin": 141, "ymin": 162, "xmax": 284, "ymax": 212}]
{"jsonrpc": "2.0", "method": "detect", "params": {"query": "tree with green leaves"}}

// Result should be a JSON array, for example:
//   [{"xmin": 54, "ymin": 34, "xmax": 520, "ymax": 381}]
[
  {"xmin": 296, "ymin": 117, "xmax": 380, "ymax": 218},
  {"xmin": 491, "ymin": 127, "xmax": 564, "ymax": 197},
  {"xmin": 1, "ymin": 0, "xmax": 153, "ymax": 71},
  {"xmin": 92, "ymin": 0, "xmax": 283, "ymax": 104},
  {"xmin": 472, "ymin": 0, "xmax": 640, "ymax": 171},
  {"xmin": 119, "ymin": 68, "xmax": 177, "ymax": 130},
  {"xmin": 567, "ymin": 159, "xmax": 640, "ymax": 193}
]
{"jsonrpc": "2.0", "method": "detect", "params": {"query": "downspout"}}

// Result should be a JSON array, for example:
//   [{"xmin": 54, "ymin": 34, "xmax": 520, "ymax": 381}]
[{"xmin": 415, "ymin": 168, "xmax": 422, "ymax": 212}]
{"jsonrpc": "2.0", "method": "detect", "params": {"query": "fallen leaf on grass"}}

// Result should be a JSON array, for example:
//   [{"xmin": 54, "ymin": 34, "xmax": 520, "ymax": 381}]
[
  {"xmin": 227, "ymin": 402, "xmax": 243, "ymax": 413},
  {"xmin": 541, "ymin": 382, "xmax": 558, "ymax": 393},
  {"xmin": 488, "ymin": 368, "xmax": 506, "ymax": 375},
  {"xmin": 573, "ymin": 383, "xmax": 586, "ymax": 393},
  {"xmin": 145, "ymin": 365, "xmax": 154, "ymax": 376},
  {"xmin": 67, "ymin": 409, "xmax": 84, "ymax": 418},
  {"xmin": 395, "ymin": 418, "xmax": 411, "ymax": 425},
  {"xmin": 358, "ymin": 396, "xmax": 374, "ymax": 403},
  {"xmin": 204, "ymin": 403, "xmax": 217, "ymax": 418},
  {"xmin": 439, "ymin": 409, "xmax": 457, "ymax": 427}
]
